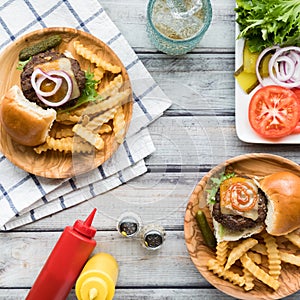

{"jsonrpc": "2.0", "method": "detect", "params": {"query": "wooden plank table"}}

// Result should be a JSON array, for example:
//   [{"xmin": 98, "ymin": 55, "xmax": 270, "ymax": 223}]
[{"xmin": 1, "ymin": 0, "xmax": 300, "ymax": 299}]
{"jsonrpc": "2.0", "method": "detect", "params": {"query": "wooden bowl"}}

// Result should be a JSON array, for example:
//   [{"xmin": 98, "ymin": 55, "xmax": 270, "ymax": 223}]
[
  {"xmin": 184, "ymin": 153, "xmax": 300, "ymax": 300},
  {"xmin": 0, "ymin": 27, "xmax": 133, "ymax": 178}
]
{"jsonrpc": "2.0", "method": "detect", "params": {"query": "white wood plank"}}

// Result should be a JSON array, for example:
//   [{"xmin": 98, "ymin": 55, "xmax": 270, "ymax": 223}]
[
  {"xmin": 0, "ymin": 231, "xmax": 207, "ymax": 288},
  {"xmin": 147, "ymin": 116, "xmax": 300, "ymax": 166},
  {"xmin": 139, "ymin": 53, "xmax": 235, "ymax": 112},
  {"xmin": 16, "ymin": 171, "xmax": 201, "ymax": 230},
  {"xmin": 4, "ymin": 288, "xmax": 292, "ymax": 300}
]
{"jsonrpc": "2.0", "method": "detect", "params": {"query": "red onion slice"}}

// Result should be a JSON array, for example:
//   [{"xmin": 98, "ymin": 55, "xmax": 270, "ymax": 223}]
[
  {"xmin": 31, "ymin": 68, "xmax": 73, "ymax": 107},
  {"xmin": 273, "ymin": 56, "xmax": 295, "ymax": 82},
  {"xmin": 255, "ymin": 45, "xmax": 279, "ymax": 86},
  {"xmin": 31, "ymin": 68, "xmax": 62, "ymax": 97},
  {"xmin": 269, "ymin": 46, "xmax": 300, "ymax": 88},
  {"xmin": 255, "ymin": 46, "xmax": 300, "ymax": 88}
]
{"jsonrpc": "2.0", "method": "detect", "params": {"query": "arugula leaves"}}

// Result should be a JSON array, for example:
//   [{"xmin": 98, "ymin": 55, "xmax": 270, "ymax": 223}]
[
  {"xmin": 206, "ymin": 172, "xmax": 235, "ymax": 205},
  {"xmin": 235, "ymin": 0, "xmax": 300, "ymax": 52}
]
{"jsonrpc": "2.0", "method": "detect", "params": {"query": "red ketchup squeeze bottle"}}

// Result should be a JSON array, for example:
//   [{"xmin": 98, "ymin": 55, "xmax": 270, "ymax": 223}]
[{"xmin": 26, "ymin": 208, "xmax": 97, "ymax": 300}]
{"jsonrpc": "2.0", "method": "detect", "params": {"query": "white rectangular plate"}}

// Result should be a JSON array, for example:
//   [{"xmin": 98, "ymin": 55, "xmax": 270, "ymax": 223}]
[{"xmin": 234, "ymin": 25, "xmax": 300, "ymax": 144}]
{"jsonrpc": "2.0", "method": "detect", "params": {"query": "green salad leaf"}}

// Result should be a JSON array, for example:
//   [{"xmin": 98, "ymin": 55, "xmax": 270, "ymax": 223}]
[
  {"xmin": 206, "ymin": 172, "xmax": 235, "ymax": 205},
  {"xmin": 235, "ymin": 0, "xmax": 300, "ymax": 52},
  {"xmin": 16, "ymin": 57, "xmax": 32, "ymax": 70}
]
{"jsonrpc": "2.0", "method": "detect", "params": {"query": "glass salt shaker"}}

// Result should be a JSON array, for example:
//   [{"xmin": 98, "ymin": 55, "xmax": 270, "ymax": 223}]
[
  {"xmin": 117, "ymin": 212, "xmax": 142, "ymax": 238},
  {"xmin": 146, "ymin": 0, "xmax": 212, "ymax": 55},
  {"xmin": 141, "ymin": 224, "xmax": 166, "ymax": 250}
]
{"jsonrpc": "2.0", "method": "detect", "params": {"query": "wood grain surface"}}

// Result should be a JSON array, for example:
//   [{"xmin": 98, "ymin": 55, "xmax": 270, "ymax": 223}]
[
  {"xmin": 184, "ymin": 154, "xmax": 300, "ymax": 299},
  {"xmin": 0, "ymin": 27, "xmax": 132, "ymax": 178}
]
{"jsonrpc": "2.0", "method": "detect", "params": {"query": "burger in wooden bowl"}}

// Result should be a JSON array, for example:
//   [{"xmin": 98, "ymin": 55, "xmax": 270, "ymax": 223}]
[{"xmin": 0, "ymin": 27, "xmax": 133, "ymax": 178}]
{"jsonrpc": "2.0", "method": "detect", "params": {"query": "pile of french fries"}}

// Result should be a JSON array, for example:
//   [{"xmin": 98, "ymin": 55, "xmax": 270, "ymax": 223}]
[
  {"xmin": 207, "ymin": 230, "xmax": 300, "ymax": 291},
  {"xmin": 34, "ymin": 41, "xmax": 130, "ymax": 154}
]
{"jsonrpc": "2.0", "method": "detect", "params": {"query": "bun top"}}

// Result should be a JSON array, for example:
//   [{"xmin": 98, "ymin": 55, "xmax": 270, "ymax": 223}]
[
  {"xmin": 0, "ymin": 85, "xmax": 56, "ymax": 146},
  {"xmin": 260, "ymin": 171, "xmax": 300, "ymax": 236}
]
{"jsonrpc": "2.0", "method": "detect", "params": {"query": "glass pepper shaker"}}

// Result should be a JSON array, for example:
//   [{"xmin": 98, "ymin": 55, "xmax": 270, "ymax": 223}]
[{"xmin": 141, "ymin": 224, "xmax": 166, "ymax": 250}]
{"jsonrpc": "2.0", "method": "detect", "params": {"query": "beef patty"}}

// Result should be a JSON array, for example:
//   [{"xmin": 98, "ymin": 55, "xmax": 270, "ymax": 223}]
[
  {"xmin": 212, "ymin": 188, "xmax": 268, "ymax": 231},
  {"xmin": 20, "ymin": 51, "xmax": 86, "ymax": 109}
]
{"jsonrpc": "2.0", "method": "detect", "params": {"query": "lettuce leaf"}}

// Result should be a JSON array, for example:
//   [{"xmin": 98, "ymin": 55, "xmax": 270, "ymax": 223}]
[
  {"xmin": 206, "ymin": 172, "xmax": 235, "ymax": 205},
  {"xmin": 235, "ymin": 0, "xmax": 300, "ymax": 52}
]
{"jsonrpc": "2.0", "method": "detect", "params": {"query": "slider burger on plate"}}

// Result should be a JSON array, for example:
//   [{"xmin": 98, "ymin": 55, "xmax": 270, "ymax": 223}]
[
  {"xmin": 209, "ymin": 171, "xmax": 300, "ymax": 242},
  {"xmin": 0, "ymin": 36, "xmax": 90, "ymax": 147}
]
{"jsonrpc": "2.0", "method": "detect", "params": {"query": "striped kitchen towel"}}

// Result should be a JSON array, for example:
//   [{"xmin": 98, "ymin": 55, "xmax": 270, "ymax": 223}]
[{"xmin": 0, "ymin": 0, "xmax": 172, "ymax": 230}]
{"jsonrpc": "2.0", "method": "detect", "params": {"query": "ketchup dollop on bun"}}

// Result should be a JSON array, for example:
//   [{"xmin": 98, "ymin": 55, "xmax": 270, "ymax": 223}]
[{"xmin": 0, "ymin": 85, "xmax": 56, "ymax": 146}]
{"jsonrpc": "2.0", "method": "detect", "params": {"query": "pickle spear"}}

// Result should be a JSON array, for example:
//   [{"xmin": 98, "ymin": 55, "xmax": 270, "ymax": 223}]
[
  {"xmin": 195, "ymin": 209, "xmax": 217, "ymax": 250},
  {"xmin": 19, "ymin": 34, "xmax": 62, "ymax": 61}
]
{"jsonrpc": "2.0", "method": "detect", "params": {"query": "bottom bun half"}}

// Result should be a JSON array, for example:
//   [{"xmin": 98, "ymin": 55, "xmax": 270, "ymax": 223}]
[{"xmin": 212, "ymin": 218, "xmax": 264, "ymax": 243}]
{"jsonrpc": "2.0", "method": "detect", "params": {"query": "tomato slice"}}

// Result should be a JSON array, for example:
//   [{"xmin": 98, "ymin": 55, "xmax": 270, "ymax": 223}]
[
  {"xmin": 291, "ymin": 88, "xmax": 300, "ymax": 134},
  {"xmin": 248, "ymin": 85, "xmax": 300, "ymax": 138},
  {"xmin": 292, "ymin": 88, "xmax": 300, "ymax": 119}
]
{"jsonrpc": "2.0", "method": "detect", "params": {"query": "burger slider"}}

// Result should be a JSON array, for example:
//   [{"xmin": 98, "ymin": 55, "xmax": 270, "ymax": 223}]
[
  {"xmin": 208, "ymin": 171, "xmax": 300, "ymax": 242},
  {"xmin": 0, "ymin": 40, "xmax": 93, "ymax": 148}
]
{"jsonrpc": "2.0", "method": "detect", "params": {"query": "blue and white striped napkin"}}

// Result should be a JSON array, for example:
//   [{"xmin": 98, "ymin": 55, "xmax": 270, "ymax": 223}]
[{"xmin": 0, "ymin": 0, "xmax": 172, "ymax": 230}]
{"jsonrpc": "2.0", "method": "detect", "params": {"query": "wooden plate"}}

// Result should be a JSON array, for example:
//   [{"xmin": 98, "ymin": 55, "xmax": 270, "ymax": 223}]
[
  {"xmin": 184, "ymin": 153, "xmax": 300, "ymax": 300},
  {"xmin": 0, "ymin": 27, "xmax": 133, "ymax": 178}
]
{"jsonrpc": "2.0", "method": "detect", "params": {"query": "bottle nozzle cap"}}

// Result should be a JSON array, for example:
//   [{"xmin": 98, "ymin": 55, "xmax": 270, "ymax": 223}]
[
  {"xmin": 80, "ymin": 277, "xmax": 108, "ymax": 300},
  {"xmin": 84, "ymin": 208, "xmax": 97, "ymax": 227},
  {"xmin": 89, "ymin": 287, "xmax": 98, "ymax": 300},
  {"xmin": 74, "ymin": 208, "xmax": 97, "ymax": 238}
]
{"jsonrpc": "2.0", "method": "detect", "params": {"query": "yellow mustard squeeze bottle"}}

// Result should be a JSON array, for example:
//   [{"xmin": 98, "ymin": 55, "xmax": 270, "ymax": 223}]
[{"xmin": 75, "ymin": 253, "xmax": 119, "ymax": 300}]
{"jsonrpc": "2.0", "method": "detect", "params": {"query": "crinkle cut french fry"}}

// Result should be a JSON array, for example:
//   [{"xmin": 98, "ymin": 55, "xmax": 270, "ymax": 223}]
[
  {"xmin": 73, "ymin": 124, "xmax": 104, "ymax": 150},
  {"xmin": 225, "ymin": 238, "xmax": 258, "ymax": 270},
  {"xmin": 44, "ymin": 136, "xmax": 74, "ymax": 153},
  {"xmin": 84, "ymin": 108, "xmax": 117, "ymax": 131},
  {"xmin": 34, "ymin": 142, "xmax": 53, "ymax": 154},
  {"xmin": 56, "ymin": 112, "xmax": 81, "ymax": 124},
  {"xmin": 73, "ymin": 41, "xmax": 121, "ymax": 73},
  {"xmin": 285, "ymin": 232, "xmax": 300, "ymax": 249},
  {"xmin": 93, "ymin": 67, "xmax": 105, "ymax": 87},
  {"xmin": 216, "ymin": 241, "xmax": 229, "ymax": 266},
  {"xmin": 280, "ymin": 251, "xmax": 300, "ymax": 267},
  {"xmin": 207, "ymin": 259, "xmax": 245, "ymax": 287},
  {"xmin": 243, "ymin": 268, "xmax": 255, "ymax": 291},
  {"xmin": 98, "ymin": 74, "xmax": 123, "ymax": 99},
  {"xmin": 83, "ymin": 89, "xmax": 131, "ymax": 116},
  {"xmin": 50, "ymin": 123, "xmax": 74, "ymax": 139},
  {"xmin": 243, "ymin": 251, "xmax": 262, "ymax": 291},
  {"xmin": 98, "ymin": 124, "xmax": 112, "ymax": 134},
  {"xmin": 252, "ymin": 243, "xmax": 267, "ymax": 256},
  {"xmin": 247, "ymin": 251, "xmax": 262, "ymax": 265},
  {"xmin": 33, "ymin": 137, "xmax": 93, "ymax": 154},
  {"xmin": 262, "ymin": 232, "xmax": 281, "ymax": 279},
  {"xmin": 113, "ymin": 106, "xmax": 126, "ymax": 144},
  {"xmin": 240, "ymin": 253, "xmax": 280, "ymax": 291}
]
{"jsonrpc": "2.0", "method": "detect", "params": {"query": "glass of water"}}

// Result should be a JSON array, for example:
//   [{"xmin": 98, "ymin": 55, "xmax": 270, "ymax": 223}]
[{"xmin": 146, "ymin": 0, "xmax": 212, "ymax": 55}]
